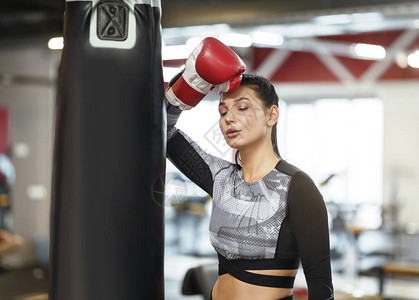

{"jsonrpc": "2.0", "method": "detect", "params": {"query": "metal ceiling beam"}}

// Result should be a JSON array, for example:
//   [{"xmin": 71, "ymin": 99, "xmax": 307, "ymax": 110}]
[
  {"xmin": 161, "ymin": 0, "xmax": 419, "ymax": 28},
  {"xmin": 0, "ymin": 0, "xmax": 419, "ymax": 41}
]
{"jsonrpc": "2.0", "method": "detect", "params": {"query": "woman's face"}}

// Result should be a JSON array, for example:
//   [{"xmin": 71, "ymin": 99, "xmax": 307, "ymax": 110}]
[{"xmin": 218, "ymin": 85, "xmax": 271, "ymax": 150}]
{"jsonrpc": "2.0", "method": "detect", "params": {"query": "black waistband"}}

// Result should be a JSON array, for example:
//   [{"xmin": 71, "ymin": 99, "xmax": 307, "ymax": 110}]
[
  {"xmin": 218, "ymin": 254, "xmax": 300, "ymax": 270},
  {"xmin": 218, "ymin": 254, "xmax": 296, "ymax": 288}
]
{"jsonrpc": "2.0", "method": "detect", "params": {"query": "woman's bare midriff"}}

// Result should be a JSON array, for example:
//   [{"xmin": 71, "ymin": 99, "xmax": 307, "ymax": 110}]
[{"xmin": 211, "ymin": 269, "xmax": 298, "ymax": 300}]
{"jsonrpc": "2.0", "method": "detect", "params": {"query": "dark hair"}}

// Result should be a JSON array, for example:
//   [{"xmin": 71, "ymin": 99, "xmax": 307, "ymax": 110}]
[{"xmin": 233, "ymin": 74, "xmax": 281, "ymax": 165}]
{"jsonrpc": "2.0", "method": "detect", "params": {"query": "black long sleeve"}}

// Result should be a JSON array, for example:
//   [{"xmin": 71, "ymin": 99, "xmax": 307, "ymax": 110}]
[
  {"xmin": 288, "ymin": 172, "xmax": 334, "ymax": 299},
  {"xmin": 165, "ymin": 98, "xmax": 231, "ymax": 197}
]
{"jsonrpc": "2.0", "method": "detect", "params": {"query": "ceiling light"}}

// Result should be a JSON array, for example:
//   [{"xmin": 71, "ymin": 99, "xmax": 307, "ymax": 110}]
[
  {"xmin": 48, "ymin": 37, "xmax": 64, "ymax": 50},
  {"xmin": 314, "ymin": 14, "xmax": 352, "ymax": 25},
  {"xmin": 407, "ymin": 50, "xmax": 419, "ymax": 68},
  {"xmin": 251, "ymin": 31, "xmax": 284, "ymax": 47},
  {"xmin": 351, "ymin": 43, "xmax": 386, "ymax": 60},
  {"xmin": 219, "ymin": 33, "xmax": 252, "ymax": 48},
  {"xmin": 162, "ymin": 37, "xmax": 205, "ymax": 61},
  {"xmin": 163, "ymin": 24, "xmax": 230, "ymax": 39},
  {"xmin": 27, "ymin": 184, "xmax": 47, "ymax": 200},
  {"xmin": 351, "ymin": 12, "xmax": 383, "ymax": 22},
  {"xmin": 314, "ymin": 12, "xmax": 383, "ymax": 25}
]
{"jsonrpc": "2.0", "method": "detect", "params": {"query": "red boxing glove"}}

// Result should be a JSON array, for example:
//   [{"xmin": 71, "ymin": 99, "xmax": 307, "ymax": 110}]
[{"xmin": 165, "ymin": 37, "xmax": 246, "ymax": 110}]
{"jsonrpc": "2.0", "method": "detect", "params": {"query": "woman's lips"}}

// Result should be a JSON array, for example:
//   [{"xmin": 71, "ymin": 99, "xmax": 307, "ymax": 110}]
[{"xmin": 226, "ymin": 130, "xmax": 240, "ymax": 138}]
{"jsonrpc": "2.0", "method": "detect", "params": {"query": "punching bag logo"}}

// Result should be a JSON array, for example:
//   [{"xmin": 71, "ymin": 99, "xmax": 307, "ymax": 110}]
[{"xmin": 97, "ymin": 1, "xmax": 128, "ymax": 41}]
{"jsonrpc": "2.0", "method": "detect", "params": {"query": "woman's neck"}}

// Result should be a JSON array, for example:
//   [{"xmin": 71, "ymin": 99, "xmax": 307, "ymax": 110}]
[{"xmin": 239, "ymin": 141, "xmax": 280, "ymax": 183}]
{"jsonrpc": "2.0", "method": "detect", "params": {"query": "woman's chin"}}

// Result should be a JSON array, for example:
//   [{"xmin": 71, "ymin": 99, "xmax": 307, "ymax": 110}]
[
  {"xmin": 224, "ymin": 133, "xmax": 246, "ymax": 148},
  {"xmin": 226, "ymin": 140, "xmax": 241, "ymax": 149}
]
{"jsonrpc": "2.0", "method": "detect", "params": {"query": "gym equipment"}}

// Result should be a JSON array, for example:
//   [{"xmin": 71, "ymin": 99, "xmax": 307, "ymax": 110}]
[{"xmin": 50, "ymin": 1, "xmax": 165, "ymax": 299}]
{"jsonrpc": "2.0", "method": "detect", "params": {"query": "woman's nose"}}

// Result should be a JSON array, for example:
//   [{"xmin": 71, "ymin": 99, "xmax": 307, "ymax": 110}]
[{"xmin": 224, "ymin": 111, "xmax": 236, "ymax": 123}]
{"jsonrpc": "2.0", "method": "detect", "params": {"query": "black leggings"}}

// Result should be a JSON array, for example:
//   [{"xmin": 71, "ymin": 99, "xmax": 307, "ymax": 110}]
[{"xmin": 209, "ymin": 288, "xmax": 293, "ymax": 300}]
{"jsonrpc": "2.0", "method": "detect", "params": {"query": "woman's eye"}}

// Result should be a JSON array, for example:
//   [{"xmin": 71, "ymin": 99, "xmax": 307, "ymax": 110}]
[{"xmin": 220, "ymin": 107, "xmax": 248, "ymax": 117}]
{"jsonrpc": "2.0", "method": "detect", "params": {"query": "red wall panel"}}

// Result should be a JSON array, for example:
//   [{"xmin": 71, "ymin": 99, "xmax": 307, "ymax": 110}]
[
  {"xmin": 270, "ymin": 52, "xmax": 339, "ymax": 82},
  {"xmin": 0, "ymin": 108, "xmax": 10, "ymax": 153}
]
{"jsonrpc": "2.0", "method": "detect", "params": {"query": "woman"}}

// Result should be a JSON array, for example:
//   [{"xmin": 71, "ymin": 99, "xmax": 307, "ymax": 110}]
[{"xmin": 166, "ymin": 38, "xmax": 333, "ymax": 300}]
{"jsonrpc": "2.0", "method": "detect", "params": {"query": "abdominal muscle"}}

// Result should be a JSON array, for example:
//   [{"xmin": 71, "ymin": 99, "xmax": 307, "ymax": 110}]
[{"xmin": 211, "ymin": 269, "xmax": 298, "ymax": 300}]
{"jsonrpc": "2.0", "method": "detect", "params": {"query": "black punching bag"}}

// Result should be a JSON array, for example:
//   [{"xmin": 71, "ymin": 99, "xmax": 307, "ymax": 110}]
[{"xmin": 50, "ymin": 0, "xmax": 165, "ymax": 299}]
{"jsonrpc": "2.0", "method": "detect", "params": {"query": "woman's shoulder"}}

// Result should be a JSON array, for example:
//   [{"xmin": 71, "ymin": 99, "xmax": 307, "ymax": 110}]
[
  {"xmin": 276, "ymin": 161, "xmax": 324, "ymax": 215},
  {"xmin": 275, "ymin": 159, "xmax": 317, "ymax": 189},
  {"xmin": 275, "ymin": 159, "xmax": 304, "ymax": 177}
]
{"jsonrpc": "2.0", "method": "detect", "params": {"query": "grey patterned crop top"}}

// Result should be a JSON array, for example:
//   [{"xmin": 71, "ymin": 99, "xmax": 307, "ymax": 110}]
[{"xmin": 165, "ymin": 99, "xmax": 334, "ymax": 299}]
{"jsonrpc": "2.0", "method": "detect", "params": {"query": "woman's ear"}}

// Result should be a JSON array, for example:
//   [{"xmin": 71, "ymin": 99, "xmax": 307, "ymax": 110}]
[{"xmin": 267, "ymin": 105, "xmax": 279, "ymax": 127}]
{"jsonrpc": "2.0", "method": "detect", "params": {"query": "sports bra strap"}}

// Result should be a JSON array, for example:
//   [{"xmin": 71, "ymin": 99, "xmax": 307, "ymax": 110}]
[{"xmin": 218, "ymin": 254, "xmax": 296, "ymax": 288}]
